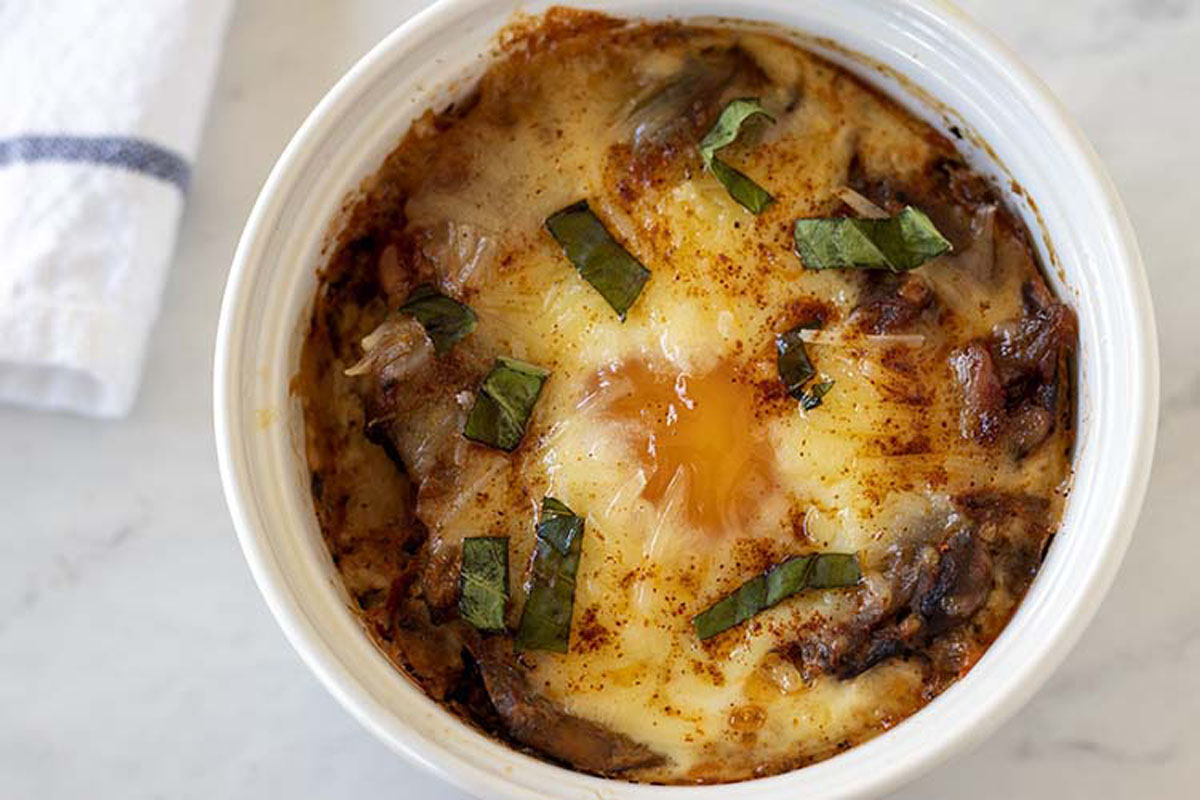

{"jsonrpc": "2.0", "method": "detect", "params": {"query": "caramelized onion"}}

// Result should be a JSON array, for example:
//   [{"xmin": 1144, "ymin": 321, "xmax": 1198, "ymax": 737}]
[
  {"xmin": 418, "ymin": 220, "xmax": 497, "ymax": 296},
  {"xmin": 835, "ymin": 186, "xmax": 889, "ymax": 219},
  {"xmin": 344, "ymin": 317, "xmax": 434, "ymax": 384}
]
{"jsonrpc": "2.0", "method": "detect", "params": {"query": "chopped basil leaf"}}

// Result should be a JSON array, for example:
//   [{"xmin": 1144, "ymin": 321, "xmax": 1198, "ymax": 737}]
[
  {"xmin": 764, "ymin": 554, "xmax": 816, "ymax": 606},
  {"xmin": 699, "ymin": 98, "xmax": 774, "ymax": 163},
  {"xmin": 699, "ymin": 98, "xmax": 775, "ymax": 213},
  {"xmin": 806, "ymin": 552, "xmax": 862, "ymax": 589},
  {"xmin": 776, "ymin": 322, "xmax": 819, "ymax": 398},
  {"xmin": 463, "ymin": 357, "xmax": 550, "ymax": 452},
  {"xmin": 693, "ymin": 552, "xmax": 862, "ymax": 640},
  {"xmin": 537, "ymin": 497, "xmax": 585, "ymax": 555},
  {"xmin": 693, "ymin": 574, "xmax": 768, "ymax": 641},
  {"xmin": 778, "ymin": 322, "xmax": 836, "ymax": 410},
  {"xmin": 801, "ymin": 380, "xmax": 835, "ymax": 411},
  {"xmin": 398, "ymin": 284, "xmax": 477, "ymax": 354},
  {"xmin": 793, "ymin": 206, "xmax": 952, "ymax": 272},
  {"xmin": 516, "ymin": 497, "xmax": 585, "ymax": 653},
  {"xmin": 710, "ymin": 158, "xmax": 775, "ymax": 214},
  {"xmin": 545, "ymin": 201, "xmax": 651, "ymax": 320},
  {"xmin": 459, "ymin": 537, "xmax": 509, "ymax": 632}
]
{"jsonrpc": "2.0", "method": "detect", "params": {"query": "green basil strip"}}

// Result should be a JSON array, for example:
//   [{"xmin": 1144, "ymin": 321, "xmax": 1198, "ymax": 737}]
[
  {"xmin": 545, "ymin": 201, "xmax": 651, "ymax": 320},
  {"xmin": 698, "ymin": 97, "xmax": 775, "ymax": 213},
  {"xmin": 806, "ymin": 552, "xmax": 862, "ymax": 589},
  {"xmin": 776, "ymin": 322, "xmax": 819, "ymax": 399},
  {"xmin": 764, "ymin": 554, "xmax": 816, "ymax": 607},
  {"xmin": 463, "ymin": 357, "xmax": 550, "ymax": 452},
  {"xmin": 800, "ymin": 380, "xmax": 835, "ymax": 411},
  {"xmin": 710, "ymin": 158, "xmax": 775, "ymax": 214},
  {"xmin": 793, "ymin": 206, "xmax": 952, "ymax": 272},
  {"xmin": 693, "ymin": 575, "xmax": 768, "ymax": 642},
  {"xmin": 699, "ymin": 98, "xmax": 774, "ymax": 163},
  {"xmin": 516, "ymin": 497, "xmax": 586, "ymax": 653},
  {"xmin": 693, "ymin": 552, "xmax": 861, "ymax": 641},
  {"xmin": 459, "ymin": 537, "xmax": 509, "ymax": 632},
  {"xmin": 398, "ymin": 284, "xmax": 477, "ymax": 354},
  {"xmin": 537, "ymin": 497, "xmax": 585, "ymax": 555}
]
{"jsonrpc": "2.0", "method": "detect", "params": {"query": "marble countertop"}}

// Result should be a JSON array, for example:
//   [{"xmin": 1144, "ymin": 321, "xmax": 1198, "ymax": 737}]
[{"xmin": 2, "ymin": 0, "xmax": 1196, "ymax": 796}]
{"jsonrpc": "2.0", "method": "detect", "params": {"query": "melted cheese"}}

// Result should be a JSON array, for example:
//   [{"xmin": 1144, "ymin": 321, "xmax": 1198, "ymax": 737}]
[{"xmin": 306, "ymin": 12, "xmax": 1072, "ymax": 783}]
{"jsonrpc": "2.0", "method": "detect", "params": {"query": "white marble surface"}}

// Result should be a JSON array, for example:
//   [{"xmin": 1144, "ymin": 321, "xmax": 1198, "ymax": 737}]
[{"xmin": 1, "ymin": 0, "xmax": 1196, "ymax": 796}]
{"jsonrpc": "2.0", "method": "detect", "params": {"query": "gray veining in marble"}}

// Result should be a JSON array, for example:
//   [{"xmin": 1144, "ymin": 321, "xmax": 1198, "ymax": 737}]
[{"xmin": 1, "ymin": 1, "xmax": 1196, "ymax": 797}]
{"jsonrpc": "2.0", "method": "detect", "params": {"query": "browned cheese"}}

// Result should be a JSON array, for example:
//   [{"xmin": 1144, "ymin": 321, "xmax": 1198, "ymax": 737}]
[{"xmin": 296, "ymin": 8, "xmax": 1075, "ymax": 783}]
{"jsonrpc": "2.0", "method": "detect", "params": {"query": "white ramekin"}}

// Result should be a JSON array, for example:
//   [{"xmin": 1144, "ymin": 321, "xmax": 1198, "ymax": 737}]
[{"xmin": 214, "ymin": 2, "xmax": 1158, "ymax": 797}]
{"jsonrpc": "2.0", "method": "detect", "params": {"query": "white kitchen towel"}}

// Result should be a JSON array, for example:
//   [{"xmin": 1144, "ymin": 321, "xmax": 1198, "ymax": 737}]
[{"xmin": 0, "ymin": 0, "xmax": 234, "ymax": 417}]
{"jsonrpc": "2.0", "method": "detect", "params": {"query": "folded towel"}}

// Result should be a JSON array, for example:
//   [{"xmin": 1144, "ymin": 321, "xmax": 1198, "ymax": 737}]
[{"xmin": 0, "ymin": 0, "xmax": 233, "ymax": 417}]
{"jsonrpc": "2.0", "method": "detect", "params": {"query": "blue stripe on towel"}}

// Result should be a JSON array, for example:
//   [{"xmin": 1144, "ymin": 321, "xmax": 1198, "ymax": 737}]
[{"xmin": 0, "ymin": 135, "xmax": 190, "ymax": 190}]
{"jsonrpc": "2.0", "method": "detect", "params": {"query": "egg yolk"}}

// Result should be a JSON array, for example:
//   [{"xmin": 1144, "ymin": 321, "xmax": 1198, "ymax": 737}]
[{"xmin": 585, "ymin": 360, "xmax": 777, "ymax": 536}]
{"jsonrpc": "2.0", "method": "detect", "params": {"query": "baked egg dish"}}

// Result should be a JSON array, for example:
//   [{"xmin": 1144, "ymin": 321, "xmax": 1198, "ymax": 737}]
[{"xmin": 297, "ymin": 8, "xmax": 1077, "ymax": 784}]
